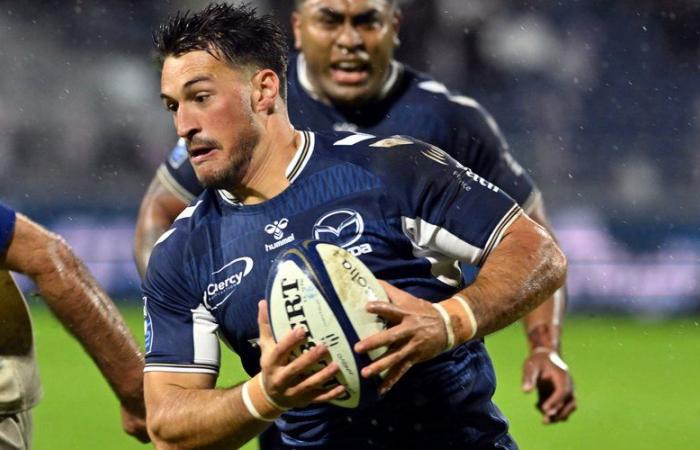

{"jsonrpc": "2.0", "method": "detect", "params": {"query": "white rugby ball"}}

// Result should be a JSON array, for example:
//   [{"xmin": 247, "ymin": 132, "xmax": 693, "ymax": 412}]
[{"xmin": 266, "ymin": 240, "xmax": 388, "ymax": 408}]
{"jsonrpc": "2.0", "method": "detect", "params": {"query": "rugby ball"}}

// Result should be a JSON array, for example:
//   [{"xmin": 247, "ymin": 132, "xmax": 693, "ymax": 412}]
[{"xmin": 266, "ymin": 240, "xmax": 388, "ymax": 408}]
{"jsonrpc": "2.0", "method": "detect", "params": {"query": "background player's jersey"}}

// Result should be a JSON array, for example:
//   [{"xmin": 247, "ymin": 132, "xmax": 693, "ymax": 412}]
[
  {"xmin": 0, "ymin": 203, "xmax": 43, "ymax": 414},
  {"xmin": 143, "ymin": 132, "xmax": 520, "ymax": 447},
  {"xmin": 157, "ymin": 53, "xmax": 539, "ymax": 213}
]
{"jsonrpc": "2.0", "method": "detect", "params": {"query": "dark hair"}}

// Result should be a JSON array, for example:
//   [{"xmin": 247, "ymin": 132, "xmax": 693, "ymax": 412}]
[
  {"xmin": 294, "ymin": 0, "xmax": 398, "ymax": 9},
  {"xmin": 154, "ymin": 3, "xmax": 288, "ymax": 99}
]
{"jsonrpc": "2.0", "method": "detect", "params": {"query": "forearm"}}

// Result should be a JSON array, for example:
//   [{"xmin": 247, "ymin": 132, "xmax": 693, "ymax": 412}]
[
  {"xmin": 521, "ymin": 199, "xmax": 567, "ymax": 351},
  {"xmin": 147, "ymin": 378, "xmax": 273, "ymax": 449},
  {"xmin": 33, "ymin": 238, "xmax": 144, "ymax": 406},
  {"xmin": 523, "ymin": 288, "xmax": 566, "ymax": 352},
  {"xmin": 444, "ymin": 214, "xmax": 567, "ymax": 342}
]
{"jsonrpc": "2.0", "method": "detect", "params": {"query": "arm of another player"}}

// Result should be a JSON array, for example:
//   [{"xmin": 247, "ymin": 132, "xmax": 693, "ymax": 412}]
[
  {"xmin": 520, "ymin": 199, "xmax": 576, "ymax": 423},
  {"xmin": 145, "ymin": 301, "xmax": 345, "ymax": 449},
  {"xmin": 133, "ymin": 174, "xmax": 189, "ymax": 278},
  {"xmin": 356, "ymin": 212, "xmax": 567, "ymax": 395},
  {"xmin": 1, "ymin": 214, "xmax": 149, "ymax": 442}
]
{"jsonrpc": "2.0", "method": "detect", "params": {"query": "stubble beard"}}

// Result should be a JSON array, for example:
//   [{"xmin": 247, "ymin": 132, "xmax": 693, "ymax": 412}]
[{"xmin": 196, "ymin": 127, "xmax": 261, "ymax": 191}]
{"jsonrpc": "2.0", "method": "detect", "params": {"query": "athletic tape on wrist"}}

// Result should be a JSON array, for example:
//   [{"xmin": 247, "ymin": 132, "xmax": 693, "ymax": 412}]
[
  {"xmin": 258, "ymin": 374, "xmax": 289, "ymax": 412},
  {"xmin": 242, "ymin": 381, "xmax": 275, "ymax": 422},
  {"xmin": 531, "ymin": 347, "xmax": 569, "ymax": 371},
  {"xmin": 432, "ymin": 303, "xmax": 455, "ymax": 351},
  {"xmin": 451, "ymin": 294, "xmax": 477, "ymax": 341}
]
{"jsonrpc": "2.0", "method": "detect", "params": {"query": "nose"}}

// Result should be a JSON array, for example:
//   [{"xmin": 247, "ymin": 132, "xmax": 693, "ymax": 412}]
[
  {"xmin": 336, "ymin": 22, "xmax": 363, "ymax": 53},
  {"xmin": 175, "ymin": 106, "xmax": 200, "ymax": 141}
]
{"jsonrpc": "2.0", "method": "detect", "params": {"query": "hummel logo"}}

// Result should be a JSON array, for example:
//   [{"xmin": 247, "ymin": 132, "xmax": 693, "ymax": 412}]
[{"xmin": 265, "ymin": 218, "xmax": 289, "ymax": 240}]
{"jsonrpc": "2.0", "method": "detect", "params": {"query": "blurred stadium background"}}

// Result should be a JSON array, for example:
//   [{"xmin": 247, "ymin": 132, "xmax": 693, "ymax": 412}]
[{"xmin": 2, "ymin": 0, "xmax": 699, "ymax": 448}]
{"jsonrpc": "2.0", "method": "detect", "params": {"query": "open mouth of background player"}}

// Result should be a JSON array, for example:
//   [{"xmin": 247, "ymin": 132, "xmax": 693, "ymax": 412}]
[{"xmin": 330, "ymin": 61, "xmax": 370, "ymax": 85}]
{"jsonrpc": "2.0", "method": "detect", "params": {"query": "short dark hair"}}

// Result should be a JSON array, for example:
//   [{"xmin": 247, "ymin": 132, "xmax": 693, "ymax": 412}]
[
  {"xmin": 294, "ymin": 0, "xmax": 399, "ymax": 10},
  {"xmin": 154, "ymin": 3, "xmax": 288, "ymax": 99}
]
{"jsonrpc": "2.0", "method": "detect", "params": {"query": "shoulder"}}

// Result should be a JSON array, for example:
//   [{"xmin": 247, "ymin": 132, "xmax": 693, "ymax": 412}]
[
  {"xmin": 401, "ymin": 67, "xmax": 501, "ymax": 134},
  {"xmin": 312, "ymin": 130, "xmax": 457, "ymax": 182},
  {"xmin": 146, "ymin": 193, "xmax": 219, "ymax": 272}
]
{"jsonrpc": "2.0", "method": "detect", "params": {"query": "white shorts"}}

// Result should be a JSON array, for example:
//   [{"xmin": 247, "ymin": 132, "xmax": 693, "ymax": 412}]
[{"xmin": 0, "ymin": 410, "xmax": 32, "ymax": 450}]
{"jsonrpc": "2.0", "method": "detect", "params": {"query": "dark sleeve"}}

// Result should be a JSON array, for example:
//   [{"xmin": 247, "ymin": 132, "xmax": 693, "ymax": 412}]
[
  {"xmin": 448, "ymin": 99, "xmax": 541, "ymax": 213},
  {"xmin": 156, "ymin": 139, "xmax": 205, "ymax": 203},
  {"xmin": 0, "ymin": 203, "xmax": 17, "ymax": 254},
  {"xmin": 142, "ymin": 221, "xmax": 220, "ymax": 375},
  {"xmin": 375, "ymin": 138, "xmax": 522, "ymax": 266}
]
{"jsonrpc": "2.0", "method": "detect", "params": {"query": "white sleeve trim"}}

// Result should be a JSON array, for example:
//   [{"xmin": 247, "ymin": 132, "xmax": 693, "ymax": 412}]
[
  {"xmin": 156, "ymin": 164, "xmax": 197, "ymax": 204},
  {"xmin": 478, "ymin": 205, "xmax": 523, "ymax": 266},
  {"xmin": 144, "ymin": 364, "xmax": 218, "ymax": 375}
]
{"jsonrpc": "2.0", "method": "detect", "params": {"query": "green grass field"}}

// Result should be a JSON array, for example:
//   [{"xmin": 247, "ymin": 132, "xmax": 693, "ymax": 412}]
[{"xmin": 29, "ymin": 304, "xmax": 699, "ymax": 449}]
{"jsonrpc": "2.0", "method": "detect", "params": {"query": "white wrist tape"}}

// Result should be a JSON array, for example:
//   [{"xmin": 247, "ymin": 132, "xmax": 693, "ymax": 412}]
[
  {"xmin": 432, "ymin": 303, "xmax": 455, "ymax": 351},
  {"xmin": 258, "ymin": 374, "xmax": 289, "ymax": 412},
  {"xmin": 451, "ymin": 294, "xmax": 477, "ymax": 341},
  {"xmin": 532, "ymin": 347, "xmax": 569, "ymax": 371},
  {"xmin": 242, "ymin": 381, "xmax": 275, "ymax": 422}
]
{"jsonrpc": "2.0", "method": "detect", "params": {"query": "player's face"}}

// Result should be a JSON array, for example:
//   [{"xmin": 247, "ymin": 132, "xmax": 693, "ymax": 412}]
[
  {"xmin": 160, "ymin": 50, "xmax": 260, "ymax": 190},
  {"xmin": 293, "ymin": 0, "xmax": 399, "ymax": 107}
]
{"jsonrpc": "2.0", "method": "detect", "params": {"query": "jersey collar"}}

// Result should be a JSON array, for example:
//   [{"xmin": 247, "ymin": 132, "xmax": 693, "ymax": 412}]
[
  {"xmin": 217, "ymin": 130, "xmax": 315, "ymax": 206},
  {"xmin": 296, "ymin": 53, "xmax": 403, "ymax": 103}
]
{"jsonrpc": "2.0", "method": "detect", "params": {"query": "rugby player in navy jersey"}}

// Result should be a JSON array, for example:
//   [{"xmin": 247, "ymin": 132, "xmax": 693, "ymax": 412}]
[
  {"xmin": 142, "ymin": 4, "xmax": 567, "ymax": 449},
  {"xmin": 0, "ymin": 204, "xmax": 149, "ymax": 447},
  {"xmin": 134, "ymin": 0, "xmax": 577, "ymax": 429}
]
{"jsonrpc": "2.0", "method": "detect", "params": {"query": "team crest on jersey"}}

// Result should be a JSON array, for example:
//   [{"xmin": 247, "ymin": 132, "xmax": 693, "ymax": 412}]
[
  {"xmin": 313, "ymin": 209, "xmax": 373, "ymax": 256},
  {"xmin": 264, "ymin": 218, "xmax": 295, "ymax": 252},
  {"xmin": 369, "ymin": 136, "xmax": 414, "ymax": 148},
  {"xmin": 203, "ymin": 256, "xmax": 254, "ymax": 310},
  {"xmin": 168, "ymin": 140, "xmax": 188, "ymax": 169}
]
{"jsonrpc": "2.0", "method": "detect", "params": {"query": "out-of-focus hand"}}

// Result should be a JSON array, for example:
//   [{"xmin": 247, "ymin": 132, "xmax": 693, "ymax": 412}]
[
  {"xmin": 354, "ymin": 280, "xmax": 448, "ymax": 395},
  {"xmin": 257, "ymin": 300, "xmax": 346, "ymax": 408},
  {"xmin": 120, "ymin": 403, "xmax": 150, "ymax": 443},
  {"xmin": 522, "ymin": 349, "xmax": 576, "ymax": 424}
]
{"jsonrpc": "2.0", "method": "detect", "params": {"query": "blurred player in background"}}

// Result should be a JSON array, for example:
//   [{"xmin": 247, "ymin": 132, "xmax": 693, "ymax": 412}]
[
  {"xmin": 134, "ymin": 0, "xmax": 575, "ymax": 434},
  {"xmin": 0, "ymin": 203, "xmax": 148, "ymax": 448},
  {"xmin": 142, "ymin": 4, "xmax": 567, "ymax": 448}
]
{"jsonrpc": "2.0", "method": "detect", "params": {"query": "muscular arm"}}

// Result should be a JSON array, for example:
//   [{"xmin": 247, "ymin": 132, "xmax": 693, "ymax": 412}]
[
  {"xmin": 1, "ymin": 214, "xmax": 148, "ymax": 441},
  {"xmin": 145, "ymin": 303, "xmax": 344, "ymax": 449},
  {"xmin": 522, "ymin": 199, "xmax": 566, "ymax": 350},
  {"xmin": 133, "ymin": 175, "xmax": 188, "ymax": 277},
  {"xmin": 145, "ymin": 372, "xmax": 269, "ymax": 450},
  {"xmin": 357, "ymin": 213, "xmax": 567, "ymax": 392}
]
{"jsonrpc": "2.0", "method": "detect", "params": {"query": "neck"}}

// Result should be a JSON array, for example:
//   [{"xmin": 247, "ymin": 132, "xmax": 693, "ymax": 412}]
[{"xmin": 229, "ymin": 115, "xmax": 300, "ymax": 205}]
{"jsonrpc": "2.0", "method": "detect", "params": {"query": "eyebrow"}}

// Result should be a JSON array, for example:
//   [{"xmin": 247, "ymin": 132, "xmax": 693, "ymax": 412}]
[{"xmin": 160, "ymin": 75, "xmax": 213, "ymax": 100}]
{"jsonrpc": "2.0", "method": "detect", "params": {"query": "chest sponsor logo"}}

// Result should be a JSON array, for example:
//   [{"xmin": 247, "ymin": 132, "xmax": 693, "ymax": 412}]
[
  {"xmin": 264, "ymin": 217, "xmax": 295, "ymax": 252},
  {"xmin": 313, "ymin": 209, "xmax": 372, "ymax": 256},
  {"xmin": 203, "ymin": 256, "xmax": 254, "ymax": 310}
]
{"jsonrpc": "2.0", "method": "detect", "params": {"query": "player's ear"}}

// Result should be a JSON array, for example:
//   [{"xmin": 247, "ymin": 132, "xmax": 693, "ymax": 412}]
[
  {"xmin": 291, "ymin": 12, "xmax": 303, "ymax": 50},
  {"xmin": 251, "ymin": 69, "xmax": 279, "ymax": 113}
]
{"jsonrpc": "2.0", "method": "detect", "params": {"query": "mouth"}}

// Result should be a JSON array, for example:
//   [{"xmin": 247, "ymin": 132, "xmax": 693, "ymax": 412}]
[
  {"xmin": 188, "ymin": 146, "xmax": 218, "ymax": 164},
  {"xmin": 329, "ymin": 60, "xmax": 370, "ymax": 85}
]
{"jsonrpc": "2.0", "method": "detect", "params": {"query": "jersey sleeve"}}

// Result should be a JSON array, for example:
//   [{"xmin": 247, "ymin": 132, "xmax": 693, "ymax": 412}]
[
  {"xmin": 375, "ymin": 138, "xmax": 522, "ymax": 267},
  {"xmin": 142, "ymin": 219, "xmax": 220, "ymax": 375},
  {"xmin": 0, "ymin": 203, "xmax": 16, "ymax": 254},
  {"xmin": 446, "ymin": 98, "xmax": 541, "ymax": 213},
  {"xmin": 156, "ymin": 138, "xmax": 205, "ymax": 204}
]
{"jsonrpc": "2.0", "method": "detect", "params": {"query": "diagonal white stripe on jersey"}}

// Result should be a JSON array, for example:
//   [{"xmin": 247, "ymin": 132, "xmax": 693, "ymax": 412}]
[
  {"xmin": 176, "ymin": 200, "xmax": 203, "ymax": 221},
  {"xmin": 333, "ymin": 133, "xmax": 375, "ymax": 146},
  {"xmin": 154, "ymin": 228, "xmax": 176, "ymax": 246},
  {"xmin": 401, "ymin": 216, "xmax": 484, "ymax": 286}
]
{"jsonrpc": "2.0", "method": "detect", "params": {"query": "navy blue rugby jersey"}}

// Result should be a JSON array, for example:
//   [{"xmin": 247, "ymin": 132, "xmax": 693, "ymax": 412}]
[
  {"xmin": 157, "ymin": 53, "xmax": 539, "ymax": 213},
  {"xmin": 0, "ymin": 203, "xmax": 16, "ymax": 253},
  {"xmin": 143, "ymin": 131, "xmax": 521, "ymax": 445}
]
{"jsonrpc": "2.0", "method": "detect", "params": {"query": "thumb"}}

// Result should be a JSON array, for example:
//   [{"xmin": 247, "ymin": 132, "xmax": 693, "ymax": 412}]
[{"xmin": 522, "ymin": 361, "xmax": 540, "ymax": 392}]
